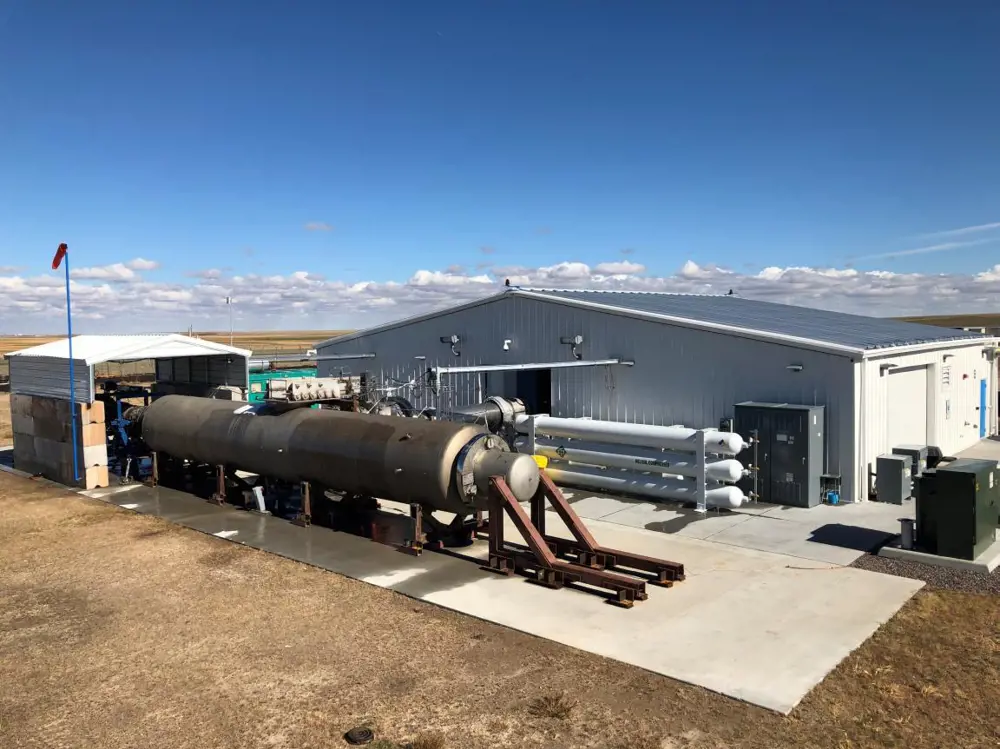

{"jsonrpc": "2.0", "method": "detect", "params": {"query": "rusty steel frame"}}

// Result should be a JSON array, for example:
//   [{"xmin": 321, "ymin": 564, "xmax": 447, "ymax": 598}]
[{"xmin": 482, "ymin": 476, "xmax": 683, "ymax": 608}]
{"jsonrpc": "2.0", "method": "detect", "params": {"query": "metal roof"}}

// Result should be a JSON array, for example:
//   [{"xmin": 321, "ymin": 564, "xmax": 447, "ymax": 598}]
[
  {"xmin": 5, "ymin": 334, "xmax": 252, "ymax": 365},
  {"xmin": 518, "ymin": 289, "xmax": 991, "ymax": 352}
]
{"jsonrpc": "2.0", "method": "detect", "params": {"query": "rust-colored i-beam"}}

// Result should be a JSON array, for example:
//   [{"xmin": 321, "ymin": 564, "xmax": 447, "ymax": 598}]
[
  {"xmin": 484, "ymin": 477, "xmax": 653, "ymax": 608},
  {"xmin": 536, "ymin": 472, "xmax": 685, "ymax": 587}
]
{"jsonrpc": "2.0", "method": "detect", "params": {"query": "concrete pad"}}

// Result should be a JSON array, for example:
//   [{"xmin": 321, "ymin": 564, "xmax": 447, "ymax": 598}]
[
  {"xmin": 879, "ymin": 535, "xmax": 1000, "ymax": 573},
  {"xmin": 744, "ymin": 501, "xmax": 916, "ymax": 536},
  {"xmin": 600, "ymin": 501, "xmax": 755, "ymax": 540},
  {"xmin": 957, "ymin": 438, "xmax": 1000, "ymax": 462},
  {"xmin": 562, "ymin": 493, "xmax": 641, "ymax": 520},
  {"xmin": 78, "ymin": 481, "xmax": 922, "ymax": 714},
  {"xmin": 705, "ymin": 515, "xmax": 889, "ymax": 565}
]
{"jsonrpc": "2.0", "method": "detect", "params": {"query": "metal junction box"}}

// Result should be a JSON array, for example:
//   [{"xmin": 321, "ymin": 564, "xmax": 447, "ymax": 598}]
[
  {"xmin": 915, "ymin": 458, "xmax": 1000, "ymax": 560},
  {"xmin": 876, "ymin": 454, "xmax": 912, "ymax": 505},
  {"xmin": 892, "ymin": 444, "xmax": 928, "ymax": 478},
  {"xmin": 734, "ymin": 402, "xmax": 825, "ymax": 508}
]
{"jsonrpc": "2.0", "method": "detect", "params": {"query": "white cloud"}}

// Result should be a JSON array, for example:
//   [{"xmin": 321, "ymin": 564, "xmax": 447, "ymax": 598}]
[
  {"xmin": 4, "ymin": 257, "xmax": 1000, "ymax": 335},
  {"xmin": 304, "ymin": 221, "xmax": 333, "ymax": 231},
  {"xmin": 69, "ymin": 263, "xmax": 139, "ymax": 282},
  {"xmin": 126, "ymin": 258, "xmax": 160, "ymax": 271},
  {"xmin": 593, "ymin": 260, "xmax": 645, "ymax": 275},
  {"xmin": 0, "ymin": 266, "xmax": 23, "ymax": 274}
]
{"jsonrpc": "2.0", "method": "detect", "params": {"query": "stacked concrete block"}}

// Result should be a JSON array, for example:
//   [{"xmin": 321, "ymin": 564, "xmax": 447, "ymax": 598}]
[{"xmin": 10, "ymin": 394, "xmax": 110, "ymax": 489}]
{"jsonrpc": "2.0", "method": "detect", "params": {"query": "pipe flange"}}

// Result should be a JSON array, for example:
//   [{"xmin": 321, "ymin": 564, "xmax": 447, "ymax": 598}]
[
  {"xmin": 454, "ymin": 433, "xmax": 509, "ymax": 508},
  {"xmin": 486, "ymin": 395, "xmax": 515, "ymax": 426}
]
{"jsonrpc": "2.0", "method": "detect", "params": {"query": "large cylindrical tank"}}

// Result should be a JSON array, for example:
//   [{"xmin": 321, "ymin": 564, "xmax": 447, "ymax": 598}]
[{"xmin": 137, "ymin": 395, "xmax": 539, "ymax": 514}]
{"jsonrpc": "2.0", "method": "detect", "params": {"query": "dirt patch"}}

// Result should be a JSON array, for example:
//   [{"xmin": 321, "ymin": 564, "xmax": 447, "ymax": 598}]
[{"xmin": 0, "ymin": 470, "xmax": 997, "ymax": 749}]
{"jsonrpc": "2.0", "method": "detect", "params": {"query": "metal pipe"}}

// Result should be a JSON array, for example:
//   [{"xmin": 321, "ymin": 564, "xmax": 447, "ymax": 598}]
[
  {"xmin": 433, "ymin": 358, "xmax": 631, "ymax": 375},
  {"xmin": 545, "ymin": 463, "xmax": 748, "ymax": 509},
  {"xmin": 134, "ymin": 395, "xmax": 539, "ymax": 514},
  {"xmin": 524, "ymin": 436, "xmax": 746, "ymax": 483},
  {"xmin": 517, "ymin": 414, "xmax": 748, "ymax": 455},
  {"xmin": 249, "ymin": 353, "xmax": 375, "ymax": 372}
]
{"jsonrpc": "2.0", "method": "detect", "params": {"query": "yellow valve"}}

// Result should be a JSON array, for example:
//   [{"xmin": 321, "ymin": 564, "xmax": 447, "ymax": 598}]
[{"xmin": 532, "ymin": 454, "xmax": 549, "ymax": 469}]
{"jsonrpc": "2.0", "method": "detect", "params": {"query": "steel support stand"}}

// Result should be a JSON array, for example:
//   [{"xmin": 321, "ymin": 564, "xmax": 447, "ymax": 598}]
[
  {"xmin": 210, "ymin": 464, "xmax": 226, "ymax": 505},
  {"xmin": 398, "ymin": 503, "xmax": 424, "ymax": 556},
  {"xmin": 483, "ymin": 477, "xmax": 661, "ymax": 608},
  {"xmin": 292, "ymin": 481, "xmax": 312, "ymax": 527},
  {"xmin": 150, "ymin": 451, "xmax": 159, "ymax": 487}
]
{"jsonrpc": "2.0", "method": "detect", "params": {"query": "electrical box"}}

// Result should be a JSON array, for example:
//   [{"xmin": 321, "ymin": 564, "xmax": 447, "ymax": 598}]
[
  {"xmin": 876, "ymin": 454, "xmax": 912, "ymax": 505},
  {"xmin": 892, "ymin": 444, "xmax": 928, "ymax": 478},
  {"xmin": 915, "ymin": 458, "xmax": 1000, "ymax": 560},
  {"xmin": 734, "ymin": 402, "xmax": 825, "ymax": 507}
]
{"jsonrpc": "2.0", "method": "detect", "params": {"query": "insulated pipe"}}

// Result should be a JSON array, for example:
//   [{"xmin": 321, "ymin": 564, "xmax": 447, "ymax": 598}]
[
  {"xmin": 450, "ymin": 396, "xmax": 526, "ymax": 432},
  {"xmin": 524, "ymin": 437, "xmax": 746, "ymax": 483},
  {"xmin": 516, "ymin": 414, "xmax": 748, "ymax": 455},
  {"xmin": 134, "ymin": 395, "xmax": 540, "ymax": 514},
  {"xmin": 545, "ymin": 463, "xmax": 748, "ymax": 509}
]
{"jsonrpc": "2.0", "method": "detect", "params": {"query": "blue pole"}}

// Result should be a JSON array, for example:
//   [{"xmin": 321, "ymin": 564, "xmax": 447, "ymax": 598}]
[{"xmin": 65, "ymin": 251, "xmax": 79, "ymax": 483}]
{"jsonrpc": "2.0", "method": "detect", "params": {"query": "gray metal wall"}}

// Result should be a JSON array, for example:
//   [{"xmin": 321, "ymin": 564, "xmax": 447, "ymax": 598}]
[
  {"xmin": 9, "ymin": 356, "xmax": 93, "ymax": 402},
  {"xmin": 317, "ymin": 294, "xmax": 858, "ymax": 499},
  {"xmin": 155, "ymin": 355, "xmax": 248, "ymax": 388}
]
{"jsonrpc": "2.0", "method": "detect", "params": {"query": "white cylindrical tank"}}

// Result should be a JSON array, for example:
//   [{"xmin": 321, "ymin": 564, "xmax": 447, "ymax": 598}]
[
  {"xmin": 523, "ymin": 437, "xmax": 746, "ymax": 483},
  {"xmin": 517, "ymin": 415, "xmax": 747, "ymax": 456},
  {"xmin": 544, "ymin": 463, "xmax": 748, "ymax": 509}
]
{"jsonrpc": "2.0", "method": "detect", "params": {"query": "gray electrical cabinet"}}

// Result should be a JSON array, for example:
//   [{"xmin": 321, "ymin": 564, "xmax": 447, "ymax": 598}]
[
  {"xmin": 876, "ymin": 454, "xmax": 912, "ymax": 504},
  {"xmin": 734, "ymin": 402, "xmax": 826, "ymax": 507},
  {"xmin": 915, "ymin": 458, "xmax": 1000, "ymax": 560},
  {"xmin": 892, "ymin": 444, "xmax": 928, "ymax": 478}
]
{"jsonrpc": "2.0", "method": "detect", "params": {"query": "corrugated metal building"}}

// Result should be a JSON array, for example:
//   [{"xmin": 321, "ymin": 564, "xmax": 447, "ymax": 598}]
[
  {"xmin": 315, "ymin": 288, "xmax": 999, "ymax": 503},
  {"xmin": 5, "ymin": 334, "xmax": 252, "ymax": 402}
]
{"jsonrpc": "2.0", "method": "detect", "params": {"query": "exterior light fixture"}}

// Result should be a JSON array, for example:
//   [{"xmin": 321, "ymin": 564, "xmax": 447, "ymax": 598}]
[
  {"xmin": 503, "ymin": 339, "xmax": 512, "ymax": 351},
  {"xmin": 440, "ymin": 334, "xmax": 461, "ymax": 356},
  {"xmin": 786, "ymin": 364, "xmax": 803, "ymax": 373},
  {"xmin": 560, "ymin": 334, "xmax": 584, "ymax": 360}
]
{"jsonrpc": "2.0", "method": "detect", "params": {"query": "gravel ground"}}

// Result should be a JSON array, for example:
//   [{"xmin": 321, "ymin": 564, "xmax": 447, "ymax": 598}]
[{"xmin": 851, "ymin": 552, "xmax": 1000, "ymax": 594}]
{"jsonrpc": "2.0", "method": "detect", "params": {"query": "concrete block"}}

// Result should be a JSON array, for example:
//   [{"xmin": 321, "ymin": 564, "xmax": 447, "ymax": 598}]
[
  {"xmin": 77, "ymin": 422, "xmax": 106, "ymax": 448},
  {"xmin": 12, "ymin": 432, "xmax": 35, "ymax": 464},
  {"xmin": 20, "ymin": 394, "xmax": 104, "ymax": 427},
  {"xmin": 10, "ymin": 393, "xmax": 33, "ymax": 418},
  {"xmin": 78, "ymin": 465, "xmax": 110, "ymax": 490},
  {"xmin": 26, "ymin": 436, "xmax": 107, "ymax": 470},
  {"xmin": 11, "ymin": 410, "xmax": 34, "ymax": 437}
]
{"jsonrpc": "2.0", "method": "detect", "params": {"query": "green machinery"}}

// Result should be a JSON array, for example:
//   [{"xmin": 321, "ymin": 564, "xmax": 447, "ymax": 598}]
[
  {"xmin": 915, "ymin": 458, "xmax": 1000, "ymax": 560},
  {"xmin": 247, "ymin": 367, "xmax": 317, "ymax": 403}
]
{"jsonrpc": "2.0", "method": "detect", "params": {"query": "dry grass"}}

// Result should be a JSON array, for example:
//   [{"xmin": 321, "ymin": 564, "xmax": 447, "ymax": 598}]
[
  {"xmin": 899, "ymin": 313, "xmax": 1000, "ymax": 329},
  {"xmin": 528, "ymin": 693, "xmax": 577, "ymax": 720},
  {"xmin": 0, "ymin": 471, "xmax": 997, "ymax": 749},
  {"xmin": 0, "ymin": 393, "xmax": 10, "ymax": 444}
]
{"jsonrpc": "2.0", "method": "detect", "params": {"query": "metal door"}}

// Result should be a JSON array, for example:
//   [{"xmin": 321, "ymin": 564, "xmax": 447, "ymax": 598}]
[{"xmin": 768, "ymin": 407, "xmax": 809, "ymax": 507}]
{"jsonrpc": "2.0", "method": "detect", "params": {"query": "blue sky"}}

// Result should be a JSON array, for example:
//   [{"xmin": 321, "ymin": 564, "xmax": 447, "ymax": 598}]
[{"xmin": 1, "ymin": 1, "xmax": 999, "ymax": 332}]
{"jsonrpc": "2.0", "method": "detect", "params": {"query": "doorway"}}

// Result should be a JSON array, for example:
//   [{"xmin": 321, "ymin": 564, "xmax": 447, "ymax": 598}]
[{"xmin": 515, "ymin": 369, "xmax": 552, "ymax": 415}]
